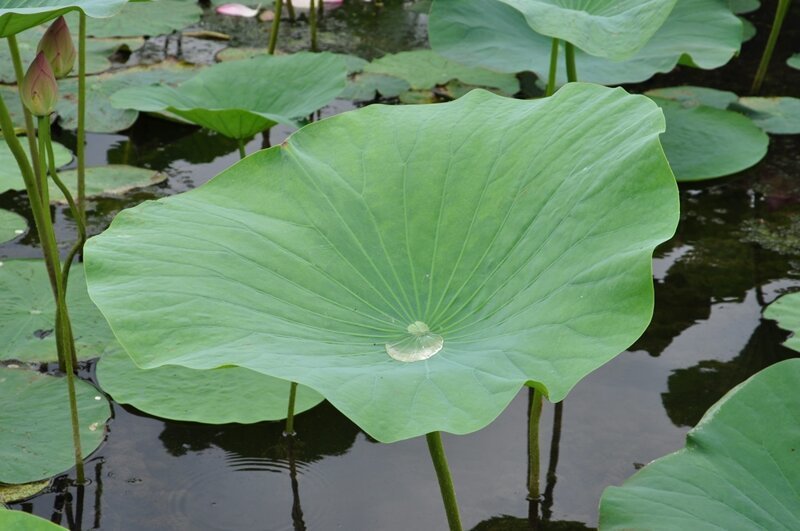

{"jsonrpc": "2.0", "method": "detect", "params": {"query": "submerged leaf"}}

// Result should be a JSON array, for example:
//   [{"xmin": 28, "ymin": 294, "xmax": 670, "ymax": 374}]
[{"xmin": 49, "ymin": 165, "xmax": 166, "ymax": 202}]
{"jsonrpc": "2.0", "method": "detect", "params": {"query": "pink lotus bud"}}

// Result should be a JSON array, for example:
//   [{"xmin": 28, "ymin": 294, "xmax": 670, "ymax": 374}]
[
  {"xmin": 36, "ymin": 16, "xmax": 76, "ymax": 78},
  {"xmin": 20, "ymin": 52, "xmax": 59, "ymax": 117}
]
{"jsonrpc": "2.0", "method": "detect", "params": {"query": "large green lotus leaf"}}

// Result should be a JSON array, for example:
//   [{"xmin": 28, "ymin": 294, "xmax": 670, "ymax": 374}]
[
  {"xmin": 85, "ymin": 85, "xmax": 679, "ymax": 442},
  {"xmin": 0, "ymin": 366, "xmax": 111, "ymax": 484},
  {"xmin": 789, "ymin": 53, "xmax": 800, "ymax": 70},
  {"xmin": 645, "ymin": 85, "xmax": 737, "ymax": 109},
  {"xmin": 733, "ymin": 97, "xmax": 800, "ymax": 135},
  {"xmin": 0, "ymin": 508, "xmax": 63, "ymax": 530},
  {"xmin": 56, "ymin": 61, "xmax": 196, "ymax": 132},
  {"xmin": 0, "ymin": 139, "xmax": 72, "ymax": 193},
  {"xmin": 340, "ymin": 72, "xmax": 411, "ymax": 101},
  {"xmin": 764, "ymin": 292, "xmax": 800, "ymax": 351},
  {"xmin": 653, "ymin": 97, "xmax": 768, "ymax": 181},
  {"xmin": 96, "ymin": 349, "xmax": 324, "ymax": 423},
  {"xmin": 363, "ymin": 50, "xmax": 519, "ymax": 94},
  {"xmin": 63, "ymin": 0, "xmax": 201, "ymax": 38},
  {"xmin": 110, "ymin": 53, "xmax": 348, "ymax": 139},
  {"xmin": 495, "ymin": 0, "xmax": 677, "ymax": 60},
  {"xmin": 49, "ymin": 165, "xmax": 166, "ymax": 202},
  {"xmin": 429, "ymin": 0, "xmax": 742, "ymax": 85},
  {"xmin": 0, "ymin": 209, "xmax": 26, "ymax": 243},
  {"xmin": 599, "ymin": 358, "xmax": 800, "ymax": 529},
  {"xmin": 0, "ymin": 260, "xmax": 117, "ymax": 363},
  {"xmin": 0, "ymin": 0, "xmax": 128, "ymax": 37}
]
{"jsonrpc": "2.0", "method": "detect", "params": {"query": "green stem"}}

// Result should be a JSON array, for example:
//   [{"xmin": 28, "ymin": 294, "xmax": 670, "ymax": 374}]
[
  {"xmin": 37, "ymin": 123, "xmax": 50, "ymax": 206},
  {"xmin": 425, "ymin": 432, "xmax": 463, "ymax": 531},
  {"xmin": 6, "ymin": 35, "xmax": 40, "ymax": 178},
  {"xmin": 77, "ymin": 13, "xmax": 87, "ymax": 224},
  {"xmin": 546, "ymin": 38, "xmax": 559, "ymax": 97},
  {"xmin": 309, "ymin": 0, "xmax": 318, "ymax": 52},
  {"xmin": 751, "ymin": 0, "xmax": 792, "ymax": 94},
  {"xmin": 285, "ymin": 381, "xmax": 298, "ymax": 435},
  {"xmin": 237, "ymin": 139, "xmax": 246, "ymax": 159},
  {"xmin": 528, "ymin": 388, "xmax": 543, "ymax": 503},
  {"xmin": 564, "ymin": 42, "xmax": 577, "ymax": 83},
  {"xmin": 268, "ymin": 0, "xmax": 284, "ymax": 55},
  {"xmin": 285, "ymin": 0, "xmax": 296, "ymax": 21}
]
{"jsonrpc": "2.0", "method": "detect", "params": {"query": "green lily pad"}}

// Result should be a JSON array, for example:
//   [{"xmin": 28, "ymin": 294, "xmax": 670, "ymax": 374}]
[
  {"xmin": 740, "ymin": 16, "xmax": 756, "ymax": 42},
  {"xmin": 340, "ymin": 72, "xmax": 411, "ymax": 101},
  {"xmin": 363, "ymin": 49, "xmax": 519, "ymax": 95},
  {"xmin": 0, "ymin": 479, "xmax": 49, "ymax": 503},
  {"xmin": 0, "ymin": 139, "xmax": 73, "ymax": 193},
  {"xmin": 85, "ymin": 85, "xmax": 679, "ymax": 442},
  {"xmin": 110, "ymin": 52, "xmax": 347, "ymax": 139},
  {"xmin": 0, "ymin": 366, "xmax": 111, "ymax": 484},
  {"xmin": 764, "ymin": 292, "xmax": 800, "ymax": 351},
  {"xmin": 788, "ymin": 53, "xmax": 800, "ymax": 70},
  {"xmin": 0, "ymin": 508, "xmax": 63, "ymax": 530},
  {"xmin": 65, "ymin": 0, "xmax": 201, "ymax": 38},
  {"xmin": 599, "ymin": 358, "xmax": 800, "ymax": 530},
  {"xmin": 734, "ymin": 97, "xmax": 800, "ymax": 135},
  {"xmin": 96, "ymin": 349, "xmax": 324, "ymax": 423},
  {"xmin": 729, "ymin": 0, "xmax": 759, "ymax": 13},
  {"xmin": 217, "ymin": 47, "xmax": 368, "ymax": 74},
  {"xmin": 0, "ymin": 209, "xmax": 26, "ymax": 243},
  {"xmin": 0, "ymin": 260, "xmax": 117, "ymax": 363},
  {"xmin": 49, "ymin": 165, "xmax": 166, "ymax": 202},
  {"xmin": 494, "ymin": 0, "xmax": 677, "ymax": 60},
  {"xmin": 0, "ymin": 0, "xmax": 129, "ymax": 37},
  {"xmin": 645, "ymin": 85, "xmax": 737, "ymax": 110},
  {"xmin": 429, "ymin": 0, "xmax": 742, "ymax": 85},
  {"xmin": 652, "ymin": 97, "xmax": 768, "ymax": 181},
  {"xmin": 0, "ymin": 85, "xmax": 25, "ymax": 131},
  {"xmin": 56, "ymin": 60, "xmax": 197, "ymax": 132}
]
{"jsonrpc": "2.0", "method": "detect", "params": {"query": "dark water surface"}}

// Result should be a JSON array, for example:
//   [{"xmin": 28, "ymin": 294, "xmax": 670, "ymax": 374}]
[{"xmin": 4, "ymin": 1, "xmax": 800, "ymax": 529}]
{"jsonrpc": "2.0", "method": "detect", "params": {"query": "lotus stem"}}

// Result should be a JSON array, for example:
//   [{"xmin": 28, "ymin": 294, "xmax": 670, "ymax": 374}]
[
  {"xmin": 285, "ymin": 0, "xmax": 296, "ymax": 21},
  {"xmin": 6, "ymin": 35, "xmax": 41, "ymax": 177},
  {"xmin": 546, "ymin": 38, "xmax": 559, "ymax": 97},
  {"xmin": 317, "ymin": 0, "xmax": 323, "ymax": 17},
  {"xmin": 528, "ymin": 388, "xmax": 543, "ymax": 504},
  {"xmin": 309, "ymin": 0, "xmax": 318, "ymax": 52},
  {"xmin": 425, "ymin": 432, "xmax": 463, "ymax": 531},
  {"xmin": 751, "ymin": 0, "xmax": 792, "ymax": 94},
  {"xmin": 268, "ymin": 0, "xmax": 284, "ymax": 55},
  {"xmin": 77, "ymin": 13, "xmax": 87, "ymax": 225},
  {"xmin": 237, "ymin": 139, "xmax": 246, "ymax": 159},
  {"xmin": 36, "ymin": 124, "xmax": 50, "ymax": 205},
  {"xmin": 285, "ymin": 381, "xmax": 298, "ymax": 435},
  {"xmin": 565, "ymin": 42, "xmax": 577, "ymax": 83}
]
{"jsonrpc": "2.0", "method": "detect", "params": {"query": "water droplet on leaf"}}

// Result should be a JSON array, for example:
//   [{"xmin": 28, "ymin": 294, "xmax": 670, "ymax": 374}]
[{"xmin": 385, "ymin": 321, "xmax": 443, "ymax": 362}]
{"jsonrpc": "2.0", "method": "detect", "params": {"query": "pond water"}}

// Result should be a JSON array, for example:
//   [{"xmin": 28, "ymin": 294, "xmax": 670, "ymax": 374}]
[{"xmin": 4, "ymin": 1, "xmax": 800, "ymax": 529}]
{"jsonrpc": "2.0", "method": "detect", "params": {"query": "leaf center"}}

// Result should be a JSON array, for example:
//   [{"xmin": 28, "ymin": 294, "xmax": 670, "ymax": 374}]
[{"xmin": 385, "ymin": 321, "xmax": 444, "ymax": 363}]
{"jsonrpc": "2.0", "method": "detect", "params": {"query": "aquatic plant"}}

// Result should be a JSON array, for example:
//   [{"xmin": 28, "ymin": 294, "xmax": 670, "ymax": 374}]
[{"xmin": 751, "ymin": 0, "xmax": 792, "ymax": 93}]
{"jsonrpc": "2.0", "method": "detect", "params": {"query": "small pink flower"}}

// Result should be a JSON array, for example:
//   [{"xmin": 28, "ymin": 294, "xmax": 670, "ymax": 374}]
[
  {"xmin": 37, "ymin": 16, "xmax": 76, "ymax": 79},
  {"xmin": 216, "ymin": 3, "xmax": 260, "ymax": 17},
  {"xmin": 21, "ymin": 52, "xmax": 59, "ymax": 117}
]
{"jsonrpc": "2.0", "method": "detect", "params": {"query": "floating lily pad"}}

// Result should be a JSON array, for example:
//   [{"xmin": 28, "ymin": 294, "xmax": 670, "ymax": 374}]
[
  {"xmin": 495, "ymin": 0, "xmax": 677, "ymax": 60},
  {"xmin": 85, "ymin": 85, "xmax": 679, "ymax": 442},
  {"xmin": 64, "ymin": 0, "xmax": 202, "ymax": 38},
  {"xmin": 645, "ymin": 86, "xmax": 737, "ymax": 110},
  {"xmin": 0, "ymin": 0, "xmax": 129, "ymax": 37},
  {"xmin": 0, "ymin": 366, "xmax": 111, "ymax": 484},
  {"xmin": 429, "ymin": 0, "xmax": 742, "ymax": 85},
  {"xmin": 0, "ymin": 479, "xmax": 49, "ymax": 503},
  {"xmin": 0, "ymin": 209, "xmax": 26, "ymax": 243},
  {"xmin": 0, "ymin": 260, "xmax": 117, "ymax": 363},
  {"xmin": 0, "ymin": 139, "xmax": 73, "ymax": 193},
  {"xmin": 764, "ymin": 292, "xmax": 800, "ymax": 351},
  {"xmin": 340, "ymin": 72, "xmax": 411, "ymax": 101},
  {"xmin": 216, "ymin": 47, "xmax": 368, "ymax": 74},
  {"xmin": 111, "ymin": 52, "xmax": 347, "ymax": 139},
  {"xmin": 56, "ymin": 61, "xmax": 197, "ymax": 132},
  {"xmin": 599, "ymin": 358, "xmax": 800, "ymax": 529},
  {"xmin": 97, "ymin": 349, "xmax": 324, "ymax": 423},
  {"xmin": 0, "ymin": 508, "xmax": 63, "ymax": 530},
  {"xmin": 788, "ymin": 53, "xmax": 800, "ymax": 70},
  {"xmin": 0, "ymin": 85, "xmax": 25, "ymax": 131},
  {"xmin": 734, "ymin": 97, "xmax": 800, "ymax": 135},
  {"xmin": 652, "ymin": 97, "xmax": 768, "ymax": 181},
  {"xmin": 363, "ymin": 49, "xmax": 519, "ymax": 94},
  {"xmin": 49, "ymin": 165, "xmax": 166, "ymax": 202}
]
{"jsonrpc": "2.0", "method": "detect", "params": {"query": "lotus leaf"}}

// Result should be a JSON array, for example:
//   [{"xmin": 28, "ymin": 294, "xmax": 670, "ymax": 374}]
[
  {"xmin": 216, "ymin": 47, "xmax": 368, "ymax": 75},
  {"xmin": 429, "ymin": 0, "xmax": 742, "ymax": 85},
  {"xmin": 110, "ymin": 53, "xmax": 348, "ymax": 139},
  {"xmin": 789, "ymin": 53, "xmax": 800, "ymax": 70},
  {"xmin": 340, "ymin": 72, "xmax": 411, "ymax": 101},
  {"xmin": 0, "ymin": 84, "xmax": 24, "ymax": 130},
  {"xmin": 48, "ymin": 165, "xmax": 166, "ymax": 202},
  {"xmin": 494, "ymin": 0, "xmax": 677, "ymax": 60},
  {"xmin": 599, "ymin": 358, "xmax": 800, "ymax": 530},
  {"xmin": 734, "ymin": 97, "xmax": 800, "ymax": 135},
  {"xmin": 0, "ymin": 508, "xmax": 63, "ymax": 530},
  {"xmin": 56, "ymin": 60, "xmax": 196, "ymax": 132},
  {"xmin": 0, "ymin": 139, "xmax": 72, "ymax": 193},
  {"xmin": 764, "ymin": 292, "xmax": 800, "ymax": 351},
  {"xmin": 96, "ymin": 349, "xmax": 324, "ymax": 423},
  {"xmin": 85, "ymin": 85, "xmax": 678, "ymax": 442},
  {"xmin": 644, "ymin": 85, "xmax": 737, "ymax": 110},
  {"xmin": 0, "ymin": 209, "xmax": 26, "ymax": 243},
  {"xmin": 729, "ymin": 0, "xmax": 760, "ymax": 12},
  {"xmin": 363, "ymin": 50, "xmax": 520, "ymax": 94},
  {"xmin": 0, "ymin": 0, "xmax": 129, "ymax": 37},
  {"xmin": 0, "ymin": 260, "xmax": 117, "ymax": 363},
  {"xmin": 0, "ymin": 366, "xmax": 111, "ymax": 484},
  {"xmin": 0, "ymin": 479, "xmax": 49, "ymax": 503},
  {"xmin": 652, "ymin": 97, "xmax": 768, "ymax": 181},
  {"xmin": 64, "ymin": 0, "xmax": 201, "ymax": 38}
]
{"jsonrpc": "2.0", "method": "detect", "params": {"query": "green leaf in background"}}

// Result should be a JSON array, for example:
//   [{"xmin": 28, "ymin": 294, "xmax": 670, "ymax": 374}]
[
  {"xmin": 0, "ymin": 366, "xmax": 111, "ymax": 484},
  {"xmin": 0, "ymin": 139, "xmax": 72, "ymax": 193},
  {"xmin": 0, "ymin": 260, "xmax": 117, "ymax": 363},
  {"xmin": 0, "ymin": 84, "xmax": 25, "ymax": 131},
  {"xmin": 0, "ymin": 508, "xmax": 64, "ymax": 530},
  {"xmin": 85, "ymin": 85, "xmax": 678, "ymax": 442},
  {"xmin": 0, "ymin": 0, "xmax": 129, "ymax": 37},
  {"xmin": 764, "ymin": 291, "xmax": 800, "ymax": 351},
  {"xmin": 363, "ymin": 50, "xmax": 520, "ymax": 94},
  {"xmin": 788, "ymin": 53, "xmax": 800, "ymax": 70},
  {"xmin": 110, "ymin": 53, "xmax": 348, "ymax": 139},
  {"xmin": 49, "ymin": 165, "xmax": 166, "ymax": 202},
  {"xmin": 733, "ymin": 97, "xmax": 800, "ymax": 135},
  {"xmin": 56, "ymin": 60, "xmax": 197, "ymax": 132},
  {"xmin": 0, "ymin": 209, "xmax": 26, "ymax": 243},
  {"xmin": 495, "ymin": 0, "xmax": 677, "ymax": 60},
  {"xmin": 64, "ymin": 0, "xmax": 200, "ymax": 38},
  {"xmin": 728, "ymin": 0, "xmax": 760, "ymax": 13},
  {"xmin": 96, "ymin": 349, "xmax": 324, "ymax": 423},
  {"xmin": 429, "ymin": 0, "xmax": 742, "ymax": 85},
  {"xmin": 652, "ymin": 97, "xmax": 768, "ymax": 181},
  {"xmin": 599, "ymin": 358, "xmax": 800, "ymax": 530},
  {"xmin": 340, "ymin": 72, "xmax": 411, "ymax": 101},
  {"xmin": 645, "ymin": 85, "xmax": 737, "ymax": 109}
]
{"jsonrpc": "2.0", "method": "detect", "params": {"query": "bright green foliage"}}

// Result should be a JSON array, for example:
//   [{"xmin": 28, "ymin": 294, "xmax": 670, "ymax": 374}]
[
  {"xmin": 764, "ymin": 291, "xmax": 800, "ymax": 351},
  {"xmin": 49, "ymin": 165, "xmax": 166, "ymax": 202},
  {"xmin": 495, "ymin": 0, "xmax": 677, "ymax": 60},
  {"xmin": 600, "ymin": 358, "xmax": 800, "ymax": 530},
  {"xmin": 96, "ymin": 349, "xmax": 324, "ymax": 423},
  {"xmin": 0, "ymin": 366, "xmax": 111, "ymax": 484},
  {"xmin": 652, "ymin": 97, "xmax": 768, "ymax": 181},
  {"xmin": 110, "ymin": 53, "xmax": 348, "ymax": 139},
  {"xmin": 64, "ymin": 0, "xmax": 200, "ymax": 38},
  {"xmin": 0, "ymin": 209, "xmax": 26, "ymax": 243},
  {"xmin": 85, "ymin": 85, "xmax": 678, "ymax": 442},
  {"xmin": 0, "ymin": 260, "xmax": 117, "ymax": 363},
  {"xmin": 734, "ymin": 97, "xmax": 800, "ymax": 134},
  {"xmin": 429, "ymin": 0, "xmax": 742, "ymax": 85},
  {"xmin": 788, "ymin": 53, "xmax": 800, "ymax": 70},
  {"xmin": 0, "ymin": 508, "xmax": 64, "ymax": 530},
  {"xmin": 0, "ymin": 139, "xmax": 72, "ymax": 193},
  {"xmin": 0, "ymin": 0, "xmax": 129, "ymax": 37},
  {"xmin": 645, "ymin": 85, "xmax": 737, "ymax": 109}
]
